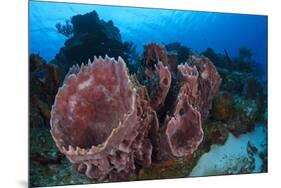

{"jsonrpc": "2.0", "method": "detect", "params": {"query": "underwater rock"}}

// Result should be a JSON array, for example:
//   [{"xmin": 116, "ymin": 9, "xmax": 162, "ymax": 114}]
[{"xmin": 50, "ymin": 56, "xmax": 157, "ymax": 181}]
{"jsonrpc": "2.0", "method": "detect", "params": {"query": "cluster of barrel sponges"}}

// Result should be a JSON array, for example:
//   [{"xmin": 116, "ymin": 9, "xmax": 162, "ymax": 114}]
[{"xmin": 50, "ymin": 43, "xmax": 221, "ymax": 181}]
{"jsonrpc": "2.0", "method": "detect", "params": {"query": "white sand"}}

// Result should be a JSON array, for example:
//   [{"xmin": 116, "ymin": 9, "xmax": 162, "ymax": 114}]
[{"xmin": 189, "ymin": 123, "xmax": 267, "ymax": 176}]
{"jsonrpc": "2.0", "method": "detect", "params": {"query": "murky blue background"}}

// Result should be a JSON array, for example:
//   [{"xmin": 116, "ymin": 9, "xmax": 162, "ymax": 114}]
[{"xmin": 29, "ymin": 1, "xmax": 267, "ymax": 70}]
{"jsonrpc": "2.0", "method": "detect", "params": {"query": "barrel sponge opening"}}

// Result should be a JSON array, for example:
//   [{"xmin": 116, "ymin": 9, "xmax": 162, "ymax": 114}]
[{"xmin": 50, "ymin": 56, "xmax": 136, "ymax": 150}]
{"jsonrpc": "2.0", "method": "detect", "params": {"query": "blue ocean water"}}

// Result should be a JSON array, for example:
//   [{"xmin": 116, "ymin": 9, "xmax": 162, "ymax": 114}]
[{"xmin": 29, "ymin": 1, "xmax": 267, "ymax": 69}]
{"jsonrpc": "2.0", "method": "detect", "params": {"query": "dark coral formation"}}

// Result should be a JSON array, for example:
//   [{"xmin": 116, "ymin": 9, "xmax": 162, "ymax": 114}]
[
  {"xmin": 52, "ymin": 10, "xmax": 137, "ymax": 75},
  {"xmin": 50, "ymin": 43, "xmax": 221, "ymax": 181}
]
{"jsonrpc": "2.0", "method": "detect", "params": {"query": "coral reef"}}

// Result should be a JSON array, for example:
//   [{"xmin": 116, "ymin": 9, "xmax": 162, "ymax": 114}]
[
  {"xmin": 31, "ymin": 44, "xmax": 267, "ymax": 185},
  {"xmin": 50, "ymin": 42, "xmax": 221, "ymax": 181},
  {"xmin": 30, "ymin": 10, "xmax": 267, "ymax": 186},
  {"xmin": 203, "ymin": 46, "xmax": 267, "ymax": 137}
]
